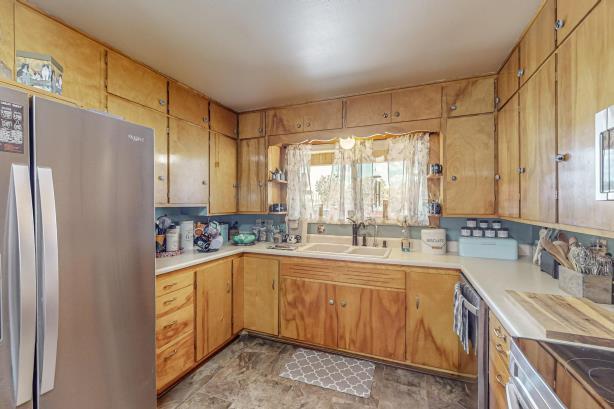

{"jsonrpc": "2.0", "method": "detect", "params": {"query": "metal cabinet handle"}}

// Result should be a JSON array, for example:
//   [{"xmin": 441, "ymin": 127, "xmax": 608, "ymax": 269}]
[
  {"xmin": 517, "ymin": 68, "xmax": 525, "ymax": 78},
  {"xmin": 450, "ymin": 104, "xmax": 457, "ymax": 111},
  {"xmin": 451, "ymin": 175, "xmax": 457, "ymax": 181},
  {"xmin": 164, "ymin": 349, "xmax": 178, "ymax": 360},
  {"xmin": 495, "ymin": 374, "xmax": 506, "ymax": 386},
  {"xmin": 555, "ymin": 19, "xmax": 565, "ymax": 30},
  {"xmin": 495, "ymin": 343, "xmax": 509, "ymax": 356},
  {"xmin": 203, "ymin": 116, "xmax": 209, "ymax": 123},
  {"xmin": 163, "ymin": 283, "xmax": 177, "ymax": 290},
  {"xmin": 272, "ymin": 279, "xmax": 276, "ymax": 290},
  {"xmin": 163, "ymin": 320, "xmax": 178, "ymax": 329},
  {"xmin": 495, "ymin": 174, "xmax": 501, "ymax": 181},
  {"xmin": 493, "ymin": 327, "xmax": 506, "ymax": 340},
  {"xmin": 340, "ymin": 300, "xmax": 347, "ymax": 308},
  {"xmin": 159, "ymin": 99, "xmax": 167, "ymax": 106},
  {"xmin": 383, "ymin": 112, "xmax": 389, "ymax": 118},
  {"xmin": 163, "ymin": 297, "xmax": 177, "ymax": 306},
  {"xmin": 328, "ymin": 298, "xmax": 335, "ymax": 305},
  {"xmin": 158, "ymin": 175, "xmax": 165, "ymax": 181},
  {"xmin": 415, "ymin": 296, "xmax": 420, "ymax": 310},
  {"xmin": 226, "ymin": 281, "xmax": 231, "ymax": 293},
  {"xmin": 555, "ymin": 153, "xmax": 568, "ymax": 162}
]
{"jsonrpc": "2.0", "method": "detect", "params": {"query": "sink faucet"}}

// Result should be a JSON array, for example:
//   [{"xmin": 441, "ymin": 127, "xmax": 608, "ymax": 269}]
[
  {"xmin": 365, "ymin": 217, "xmax": 379, "ymax": 247},
  {"xmin": 347, "ymin": 218, "xmax": 365, "ymax": 246}
]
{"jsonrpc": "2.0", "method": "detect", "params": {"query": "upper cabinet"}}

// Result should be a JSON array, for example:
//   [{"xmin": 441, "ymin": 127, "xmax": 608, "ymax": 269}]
[
  {"xmin": 557, "ymin": 0, "xmax": 614, "ymax": 231},
  {"xmin": 239, "ymin": 111, "xmax": 266, "ymax": 139},
  {"xmin": 497, "ymin": 47, "xmax": 520, "ymax": 109},
  {"xmin": 168, "ymin": 81, "xmax": 209, "ymax": 127},
  {"xmin": 391, "ymin": 84, "xmax": 442, "ymax": 122},
  {"xmin": 238, "ymin": 137, "xmax": 267, "ymax": 213},
  {"xmin": 519, "ymin": 0, "xmax": 555, "ymax": 85},
  {"xmin": 210, "ymin": 102, "xmax": 238, "ymax": 138},
  {"xmin": 444, "ymin": 114, "xmax": 495, "ymax": 215},
  {"xmin": 15, "ymin": 4, "xmax": 106, "ymax": 109},
  {"xmin": 443, "ymin": 77, "xmax": 495, "ymax": 117},
  {"xmin": 556, "ymin": 0, "xmax": 600, "ymax": 45},
  {"xmin": 209, "ymin": 133, "xmax": 238, "ymax": 214},
  {"xmin": 345, "ymin": 93, "xmax": 391, "ymax": 128},
  {"xmin": 107, "ymin": 95, "xmax": 168, "ymax": 205},
  {"xmin": 107, "ymin": 50, "xmax": 167, "ymax": 112},
  {"xmin": 497, "ymin": 94, "xmax": 520, "ymax": 218},
  {"xmin": 0, "ymin": 0, "xmax": 14, "ymax": 80},
  {"xmin": 267, "ymin": 100, "xmax": 343, "ymax": 135}
]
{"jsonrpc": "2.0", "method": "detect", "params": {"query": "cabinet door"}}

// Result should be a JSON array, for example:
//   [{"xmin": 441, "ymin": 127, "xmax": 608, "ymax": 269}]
[
  {"xmin": 238, "ymin": 137, "xmax": 267, "ymax": 212},
  {"xmin": 488, "ymin": 347, "xmax": 510, "ymax": 409},
  {"xmin": 497, "ymin": 94, "xmax": 520, "ymax": 218},
  {"xmin": 344, "ymin": 93, "xmax": 392, "ymax": 128},
  {"xmin": 519, "ymin": 57, "xmax": 556, "ymax": 224},
  {"xmin": 406, "ymin": 271, "xmax": 460, "ymax": 372},
  {"xmin": 232, "ymin": 257, "xmax": 244, "ymax": 335},
  {"xmin": 210, "ymin": 103, "xmax": 237, "ymax": 138},
  {"xmin": 107, "ymin": 50, "xmax": 167, "ymax": 112},
  {"xmin": 497, "ymin": 47, "xmax": 520, "ymax": 109},
  {"xmin": 168, "ymin": 81, "xmax": 209, "ymax": 127},
  {"xmin": 556, "ymin": 0, "xmax": 599, "ymax": 45},
  {"xmin": 557, "ymin": 0, "xmax": 614, "ymax": 231},
  {"xmin": 443, "ymin": 77, "xmax": 495, "ymax": 117},
  {"xmin": 519, "ymin": 0, "xmax": 555, "ymax": 85},
  {"xmin": 16, "ymin": 4, "xmax": 106, "ymax": 109},
  {"xmin": 107, "ymin": 95, "xmax": 168, "ymax": 204},
  {"xmin": 169, "ymin": 118, "xmax": 209, "ymax": 205},
  {"xmin": 239, "ymin": 111, "xmax": 265, "ymax": 139},
  {"xmin": 0, "ymin": 0, "xmax": 14, "ymax": 80},
  {"xmin": 336, "ymin": 285, "xmax": 405, "ymax": 361},
  {"xmin": 444, "ymin": 114, "xmax": 495, "ymax": 215},
  {"xmin": 266, "ymin": 106, "xmax": 303, "ymax": 135},
  {"xmin": 196, "ymin": 259, "xmax": 233, "ymax": 360},
  {"xmin": 280, "ymin": 277, "xmax": 337, "ymax": 348},
  {"xmin": 301, "ymin": 100, "xmax": 343, "ymax": 132},
  {"xmin": 243, "ymin": 256, "xmax": 279, "ymax": 335},
  {"xmin": 556, "ymin": 365, "xmax": 604, "ymax": 409},
  {"xmin": 391, "ymin": 84, "xmax": 442, "ymax": 122},
  {"xmin": 209, "ymin": 133, "xmax": 237, "ymax": 214}
]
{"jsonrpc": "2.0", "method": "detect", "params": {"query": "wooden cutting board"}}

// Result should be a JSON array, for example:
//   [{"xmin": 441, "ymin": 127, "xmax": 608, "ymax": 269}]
[{"xmin": 506, "ymin": 291, "xmax": 614, "ymax": 348}]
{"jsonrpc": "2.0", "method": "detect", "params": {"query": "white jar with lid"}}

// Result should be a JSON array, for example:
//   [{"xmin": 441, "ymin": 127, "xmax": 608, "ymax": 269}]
[{"xmin": 180, "ymin": 220, "xmax": 194, "ymax": 250}]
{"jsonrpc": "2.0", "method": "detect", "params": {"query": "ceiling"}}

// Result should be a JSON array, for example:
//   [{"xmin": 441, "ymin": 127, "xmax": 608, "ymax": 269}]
[{"xmin": 30, "ymin": 0, "xmax": 541, "ymax": 112}]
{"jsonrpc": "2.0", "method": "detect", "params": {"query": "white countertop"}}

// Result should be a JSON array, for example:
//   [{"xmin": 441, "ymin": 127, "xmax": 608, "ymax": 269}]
[{"xmin": 156, "ymin": 243, "xmax": 613, "ymax": 345}]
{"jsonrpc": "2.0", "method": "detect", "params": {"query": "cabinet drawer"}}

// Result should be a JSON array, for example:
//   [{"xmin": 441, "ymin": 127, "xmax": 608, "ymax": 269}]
[
  {"xmin": 489, "ymin": 311, "xmax": 511, "ymax": 364},
  {"xmin": 156, "ymin": 285, "xmax": 194, "ymax": 319},
  {"xmin": 280, "ymin": 258, "xmax": 405, "ymax": 289},
  {"xmin": 156, "ymin": 304, "xmax": 194, "ymax": 349},
  {"xmin": 156, "ymin": 269, "xmax": 194, "ymax": 297},
  {"xmin": 489, "ymin": 349, "xmax": 510, "ymax": 409},
  {"xmin": 156, "ymin": 332, "xmax": 194, "ymax": 392}
]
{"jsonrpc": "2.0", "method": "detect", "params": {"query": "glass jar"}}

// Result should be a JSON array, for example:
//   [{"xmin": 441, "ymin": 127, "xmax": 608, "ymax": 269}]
[
  {"xmin": 484, "ymin": 228, "xmax": 497, "ymax": 238},
  {"xmin": 472, "ymin": 228, "xmax": 484, "ymax": 238},
  {"xmin": 478, "ymin": 220, "xmax": 490, "ymax": 229},
  {"xmin": 460, "ymin": 227, "xmax": 472, "ymax": 237},
  {"xmin": 466, "ymin": 218, "xmax": 478, "ymax": 228},
  {"xmin": 497, "ymin": 228, "xmax": 509, "ymax": 238},
  {"xmin": 491, "ymin": 220, "xmax": 502, "ymax": 229}
]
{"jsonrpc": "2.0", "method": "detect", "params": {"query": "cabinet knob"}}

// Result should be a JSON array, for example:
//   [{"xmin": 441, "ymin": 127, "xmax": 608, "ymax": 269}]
[
  {"xmin": 495, "ymin": 174, "xmax": 501, "ymax": 181},
  {"xmin": 328, "ymin": 298, "xmax": 335, "ymax": 305},
  {"xmin": 340, "ymin": 300, "xmax": 347, "ymax": 308},
  {"xmin": 555, "ymin": 19, "xmax": 565, "ymax": 30},
  {"xmin": 555, "ymin": 153, "xmax": 569, "ymax": 162},
  {"xmin": 203, "ymin": 116, "xmax": 209, "ymax": 123},
  {"xmin": 202, "ymin": 180, "xmax": 207, "ymax": 185},
  {"xmin": 272, "ymin": 279, "xmax": 276, "ymax": 290},
  {"xmin": 159, "ymin": 99, "xmax": 167, "ymax": 106},
  {"xmin": 451, "ymin": 175, "xmax": 457, "ymax": 181},
  {"xmin": 517, "ymin": 167, "xmax": 526, "ymax": 174},
  {"xmin": 517, "ymin": 68, "xmax": 525, "ymax": 78},
  {"xmin": 296, "ymin": 123, "xmax": 302, "ymax": 129},
  {"xmin": 158, "ymin": 175, "xmax": 165, "ymax": 181},
  {"xmin": 450, "ymin": 104, "xmax": 457, "ymax": 111},
  {"xmin": 258, "ymin": 127, "xmax": 263, "ymax": 134},
  {"xmin": 383, "ymin": 112, "xmax": 389, "ymax": 118},
  {"xmin": 415, "ymin": 296, "xmax": 420, "ymax": 310},
  {"xmin": 305, "ymin": 121, "xmax": 311, "ymax": 128},
  {"xmin": 393, "ymin": 111, "xmax": 400, "ymax": 117}
]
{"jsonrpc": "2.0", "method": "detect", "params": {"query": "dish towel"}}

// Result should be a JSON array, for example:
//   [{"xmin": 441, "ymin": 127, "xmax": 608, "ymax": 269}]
[{"xmin": 453, "ymin": 281, "xmax": 480, "ymax": 354}]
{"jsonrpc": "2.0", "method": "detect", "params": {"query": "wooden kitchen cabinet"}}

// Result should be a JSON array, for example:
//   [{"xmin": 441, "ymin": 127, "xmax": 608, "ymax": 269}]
[
  {"xmin": 519, "ymin": 56, "xmax": 556, "ymax": 224},
  {"xmin": 107, "ymin": 50, "xmax": 167, "ymax": 112},
  {"xmin": 488, "ymin": 345, "xmax": 510, "ymax": 409},
  {"xmin": 107, "ymin": 95, "xmax": 169, "ymax": 204},
  {"xmin": 267, "ymin": 106, "xmax": 303, "ymax": 135},
  {"xmin": 280, "ymin": 277, "xmax": 338, "ymax": 348},
  {"xmin": 15, "ymin": 4, "xmax": 106, "ymax": 109},
  {"xmin": 232, "ymin": 257, "xmax": 244, "ymax": 335},
  {"xmin": 301, "ymin": 100, "xmax": 343, "ymax": 132},
  {"xmin": 238, "ymin": 137, "xmax": 267, "ymax": 212},
  {"xmin": 344, "ymin": 92, "xmax": 392, "ymax": 128},
  {"xmin": 556, "ymin": 365, "xmax": 604, "ymax": 409},
  {"xmin": 556, "ymin": 0, "xmax": 599, "ymax": 45},
  {"xmin": 336, "ymin": 285, "xmax": 405, "ymax": 361},
  {"xmin": 406, "ymin": 270, "xmax": 461, "ymax": 372},
  {"xmin": 210, "ymin": 102, "xmax": 238, "ymax": 138},
  {"xmin": 209, "ymin": 133, "xmax": 238, "ymax": 214},
  {"xmin": 243, "ymin": 256, "xmax": 279, "ymax": 335},
  {"xmin": 557, "ymin": 0, "xmax": 614, "ymax": 232},
  {"xmin": 239, "ymin": 111, "xmax": 266, "ymax": 139},
  {"xmin": 156, "ymin": 332, "xmax": 194, "ymax": 393},
  {"xmin": 196, "ymin": 258, "xmax": 233, "ymax": 360},
  {"xmin": 0, "ymin": 0, "xmax": 14, "ymax": 80},
  {"xmin": 443, "ymin": 114, "xmax": 495, "ymax": 215},
  {"xmin": 519, "ymin": 0, "xmax": 555, "ymax": 85},
  {"xmin": 497, "ymin": 47, "xmax": 520, "ymax": 109},
  {"xmin": 169, "ymin": 118, "xmax": 209, "ymax": 205},
  {"xmin": 168, "ymin": 81, "xmax": 210, "ymax": 127},
  {"xmin": 443, "ymin": 77, "xmax": 495, "ymax": 117},
  {"xmin": 497, "ymin": 94, "xmax": 520, "ymax": 218},
  {"xmin": 391, "ymin": 84, "xmax": 442, "ymax": 122}
]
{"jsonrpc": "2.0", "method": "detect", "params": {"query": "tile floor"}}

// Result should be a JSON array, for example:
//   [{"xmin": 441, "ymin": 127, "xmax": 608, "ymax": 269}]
[{"xmin": 157, "ymin": 335, "xmax": 477, "ymax": 409}]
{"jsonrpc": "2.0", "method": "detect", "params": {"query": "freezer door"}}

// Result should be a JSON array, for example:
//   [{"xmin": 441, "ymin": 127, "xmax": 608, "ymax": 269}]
[
  {"xmin": 32, "ymin": 97, "xmax": 156, "ymax": 409},
  {"xmin": 0, "ymin": 86, "xmax": 35, "ymax": 409}
]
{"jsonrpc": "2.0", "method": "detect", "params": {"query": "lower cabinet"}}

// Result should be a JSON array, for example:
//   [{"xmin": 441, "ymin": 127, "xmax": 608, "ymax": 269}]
[
  {"xmin": 196, "ymin": 258, "xmax": 233, "ymax": 360},
  {"xmin": 156, "ymin": 333, "xmax": 195, "ymax": 393},
  {"xmin": 232, "ymin": 257, "xmax": 244, "ymax": 335},
  {"xmin": 243, "ymin": 255, "xmax": 279, "ymax": 335}
]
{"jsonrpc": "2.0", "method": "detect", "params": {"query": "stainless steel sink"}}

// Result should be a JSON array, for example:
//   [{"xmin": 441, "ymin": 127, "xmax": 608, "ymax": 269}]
[{"xmin": 299, "ymin": 243, "xmax": 391, "ymax": 258}]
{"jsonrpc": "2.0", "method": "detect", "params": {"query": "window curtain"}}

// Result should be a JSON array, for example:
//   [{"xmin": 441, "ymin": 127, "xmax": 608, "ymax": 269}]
[
  {"xmin": 285, "ymin": 144, "xmax": 315, "ymax": 221},
  {"xmin": 323, "ymin": 139, "xmax": 374, "ymax": 223},
  {"xmin": 387, "ymin": 133, "xmax": 430, "ymax": 226}
]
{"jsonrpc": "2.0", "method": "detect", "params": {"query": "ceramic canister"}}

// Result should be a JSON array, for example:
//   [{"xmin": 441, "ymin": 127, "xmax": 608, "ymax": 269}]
[
  {"xmin": 421, "ymin": 228, "xmax": 447, "ymax": 255},
  {"xmin": 180, "ymin": 220, "xmax": 194, "ymax": 250},
  {"xmin": 165, "ymin": 227, "xmax": 180, "ymax": 252}
]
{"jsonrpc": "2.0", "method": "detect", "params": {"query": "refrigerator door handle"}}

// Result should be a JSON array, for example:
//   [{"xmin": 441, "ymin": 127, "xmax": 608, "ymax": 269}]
[
  {"xmin": 37, "ymin": 167, "xmax": 59, "ymax": 395},
  {"xmin": 7, "ymin": 164, "xmax": 36, "ymax": 405}
]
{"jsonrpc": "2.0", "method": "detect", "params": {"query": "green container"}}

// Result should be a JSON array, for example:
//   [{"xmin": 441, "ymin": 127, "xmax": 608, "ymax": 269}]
[{"xmin": 232, "ymin": 233, "xmax": 257, "ymax": 245}]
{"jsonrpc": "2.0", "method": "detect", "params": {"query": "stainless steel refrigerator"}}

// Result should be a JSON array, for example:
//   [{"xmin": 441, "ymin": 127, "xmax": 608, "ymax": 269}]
[{"xmin": 0, "ymin": 86, "xmax": 156, "ymax": 409}]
